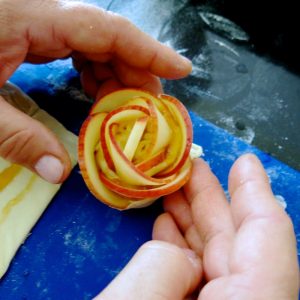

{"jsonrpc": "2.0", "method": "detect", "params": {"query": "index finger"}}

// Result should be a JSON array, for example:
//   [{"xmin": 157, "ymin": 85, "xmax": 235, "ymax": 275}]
[
  {"xmin": 59, "ymin": 2, "xmax": 192, "ymax": 79},
  {"xmin": 185, "ymin": 158, "xmax": 235, "ymax": 279}
]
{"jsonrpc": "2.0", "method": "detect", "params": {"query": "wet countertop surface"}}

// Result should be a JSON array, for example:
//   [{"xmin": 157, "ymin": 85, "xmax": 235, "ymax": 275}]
[{"xmin": 93, "ymin": 0, "xmax": 300, "ymax": 170}]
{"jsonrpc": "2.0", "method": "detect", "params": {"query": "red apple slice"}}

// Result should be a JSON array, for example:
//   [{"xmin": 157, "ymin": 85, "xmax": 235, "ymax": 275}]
[
  {"xmin": 156, "ymin": 94, "xmax": 193, "ymax": 176},
  {"xmin": 91, "ymin": 89, "xmax": 159, "ymax": 114},
  {"xmin": 100, "ymin": 105, "xmax": 150, "ymax": 170},
  {"xmin": 91, "ymin": 89, "xmax": 172, "ymax": 159},
  {"xmin": 131, "ymin": 98, "xmax": 157, "ymax": 163},
  {"xmin": 99, "ymin": 159, "xmax": 192, "ymax": 199},
  {"xmin": 107, "ymin": 123, "xmax": 176, "ymax": 186},
  {"xmin": 78, "ymin": 113, "xmax": 130, "ymax": 209},
  {"xmin": 123, "ymin": 116, "xmax": 148, "ymax": 161},
  {"xmin": 136, "ymin": 149, "xmax": 166, "ymax": 172},
  {"xmin": 78, "ymin": 89, "xmax": 195, "ymax": 210},
  {"xmin": 78, "ymin": 113, "xmax": 156, "ymax": 209}
]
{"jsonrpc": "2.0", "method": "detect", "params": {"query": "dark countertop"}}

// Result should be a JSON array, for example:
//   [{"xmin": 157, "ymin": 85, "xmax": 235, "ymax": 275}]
[{"xmin": 91, "ymin": 0, "xmax": 300, "ymax": 170}]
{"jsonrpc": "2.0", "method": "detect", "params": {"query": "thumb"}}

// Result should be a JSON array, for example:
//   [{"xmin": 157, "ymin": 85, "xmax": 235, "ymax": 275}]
[
  {"xmin": 95, "ymin": 241, "xmax": 202, "ymax": 300},
  {"xmin": 0, "ymin": 95, "xmax": 71, "ymax": 183}
]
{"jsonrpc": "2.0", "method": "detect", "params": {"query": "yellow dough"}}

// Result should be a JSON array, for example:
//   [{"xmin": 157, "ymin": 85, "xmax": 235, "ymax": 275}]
[{"xmin": 0, "ymin": 83, "xmax": 77, "ymax": 279}]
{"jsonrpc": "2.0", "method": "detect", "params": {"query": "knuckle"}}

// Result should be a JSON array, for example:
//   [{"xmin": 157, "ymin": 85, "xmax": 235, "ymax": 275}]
[
  {"xmin": 0, "ymin": 128, "xmax": 36, "ymax": 164},
  {"xmin": 190, "ymin": 182, "xmax": 222, "ymax": 204},
  {"xmin": 108, "ymin": 11, "xmax": 133, "ymax": 35},
  {"xmin": 261, "ymin": 208, "xmax": 296, "ymax": 238}
]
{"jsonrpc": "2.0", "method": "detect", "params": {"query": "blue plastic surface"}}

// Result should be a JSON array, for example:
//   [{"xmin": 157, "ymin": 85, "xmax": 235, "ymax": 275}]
[{"xmin": 0, "ymin": 60, "xmax": 299, "ymax": 299}]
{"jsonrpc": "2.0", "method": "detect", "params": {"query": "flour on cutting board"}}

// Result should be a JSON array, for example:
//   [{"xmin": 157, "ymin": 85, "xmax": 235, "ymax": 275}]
[
  {"xmin": 63, "ymin": 228, "xmax": 96, "ymax": 253},
  {"xmin": 215, "ymin": 113, "xmax": 255, "ymax": 144}
]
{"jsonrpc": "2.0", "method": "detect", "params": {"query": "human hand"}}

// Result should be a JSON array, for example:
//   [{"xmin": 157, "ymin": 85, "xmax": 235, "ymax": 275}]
[
  {"xmin": 0, "ymin": 0, "xmax": 191, "ymax": 183},
  {"xmin": 94, "ymin": 240, "xmax": 202, "ymax": 300},
  {"xmin": 153, "ymin": 154, "xmax": 299, "ymax": 299}
]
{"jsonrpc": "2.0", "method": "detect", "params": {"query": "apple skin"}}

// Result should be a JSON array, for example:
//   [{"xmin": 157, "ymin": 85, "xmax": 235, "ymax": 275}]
[
  {"xmin": 78, "ymin": 113, "xmax": 157, "ymax": 210},
  {"xmin": 90, "ymin": 89, "xmax": 159, "ymax": 114},
  {"xmin": 156, "ymin": 94, "xmax": 193, "ymax": 177},
  {"xmin": 100, "ymin": 105, "xmax": 150, "ymax": 171},
  {"xmin": 107, "ymin": 122, "xmax": 177, "ymax": 186},
  {"xmin": 78, "ymin": 89, "xmax": 194, "ymax": 210},
  {"xmin": 99, "ymin": 159, "xmax": 192, "ymax": 199},
  {"xmin": 136, "ymin": 149, "xmax": 166, "ymax": 172},
  {"xmin": 78, "ymin": 113, "xmax": 131, "ymax": 209}
]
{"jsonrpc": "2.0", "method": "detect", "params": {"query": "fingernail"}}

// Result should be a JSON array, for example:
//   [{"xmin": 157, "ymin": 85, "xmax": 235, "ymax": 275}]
[
  {"xmin": 182, "ymin": 248, "xmax": 200, "ymax": 269},
  {"xmin": 239, "ymin": 154, "xmax": 261, "ymax": 174},
  {"xmin": 35, "ymin": 155, "xmax": 64, "ymax": 183}
]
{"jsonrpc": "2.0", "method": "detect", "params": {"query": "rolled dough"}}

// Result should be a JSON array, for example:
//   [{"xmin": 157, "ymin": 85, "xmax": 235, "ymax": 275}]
[{"xmin": 0, "ymin": 83, "xmax": 78, "ymax": 279}]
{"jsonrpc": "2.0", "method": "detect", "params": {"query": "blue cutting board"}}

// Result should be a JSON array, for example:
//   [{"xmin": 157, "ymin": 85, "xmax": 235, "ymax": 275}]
[{"xmin": 0, "ymin": 60, "xmax": 299, "ymax": 299}]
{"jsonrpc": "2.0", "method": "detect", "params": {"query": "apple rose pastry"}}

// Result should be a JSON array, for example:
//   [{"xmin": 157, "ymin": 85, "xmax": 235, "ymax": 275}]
[{"xmin": 78, "ymin": 89, "xmax": 200, "ymax": 210}]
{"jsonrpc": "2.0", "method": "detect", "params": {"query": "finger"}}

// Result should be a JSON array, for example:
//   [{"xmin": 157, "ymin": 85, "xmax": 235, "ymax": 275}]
[
  {"xmin": 72, "ymin": 52, "xmax": 87, "ymax": 72},
  {"xmin": 0, "ymin": 44, "xmax": 26, "ymax": 87},
  {"xmin": 164, "ymin": 190, "xmax": 193, "ymax": 232},
  {"xmin": 25, "ymin": 54, "xmax": 56, "ymax": 64},
  {"xmin": 72, "ymin": 53, "xmax": 113, "ymax": 73},
  {"xmin": 0, "ymin": 95, "xmax": 71, "ymax": 183},
  {"xmin": 164, "ymin": 191, "xmax": 204, "ymax": 256},
  {"xmin": 80, "ymin": 64, "xmax": 100, "ymax": 99},
  {"xmin": 91, "ymin": 60, "xmax": 163, "ymax": 97},
  {"xmin": 95, "ymin": 78, "xmax": 124, "ymax": 100},
  {"xmin": 185, "ymin": 158, "xmax": 235, "ymax": 280},
  {"xmin": 92, "ymin": 63, "xmax": 114, "ymax": 82},
  {"xmin": 153, "ymin": 213, "xmax": 189, "ymax": 248},
  {"xmin": 95, "ymin": 241, "xmax": 202, "ymax": 300},
  {"xmin": 79, "ymin": 53, "xmax": 113, "ymax": 64},
  {"xmin": 80, "ymin": 62, "xmax": 125, "ymax": 99},
  {"xmin": 112, "ymin": 60, "xmax": 163, "ymax": 95},
  {"xmin": 58, "ymin": 3, "xmax": 192, "ymax": 79},
  {"xmin": 229, "ymin": 153, "xmax": 284, "ymax": 227},
  {"xmin": 228, "ymin": 154, "xmax": 299, "ymax": 295}
]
